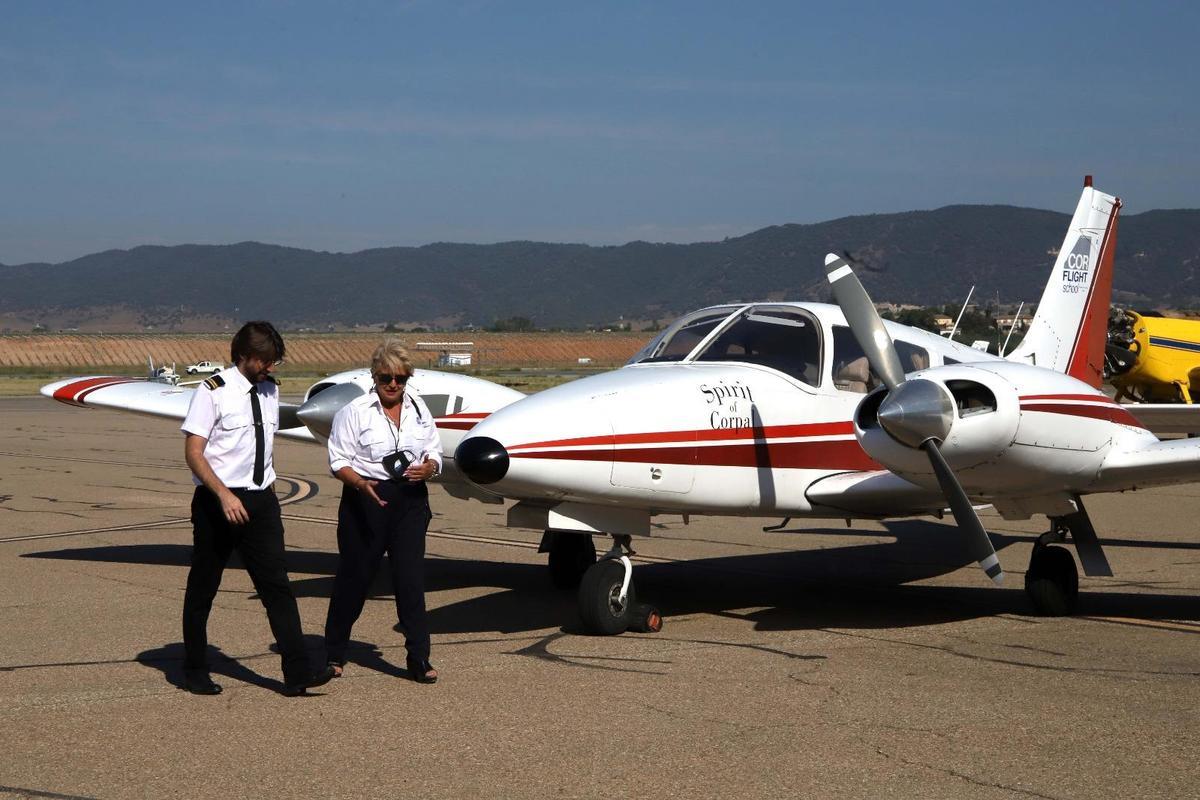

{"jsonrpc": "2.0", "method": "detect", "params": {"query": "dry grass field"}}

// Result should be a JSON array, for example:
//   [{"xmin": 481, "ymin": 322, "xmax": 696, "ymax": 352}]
[
  {"xmin": 0, "ymin": 332, "xmax": 652, "ymax": 395},
  {"xmin": 0, "ymin": 331, "xmax": 649, "ymax": 370}
]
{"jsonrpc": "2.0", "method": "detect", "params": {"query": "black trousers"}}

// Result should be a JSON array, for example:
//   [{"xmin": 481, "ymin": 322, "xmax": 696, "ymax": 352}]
[
  {"xmin": 183, "ymin": 486, "xmax": 311, "ymax": 684},
  {"xmin": 324, "ymin": 479, "xmax": 432, "ymax": 664}
]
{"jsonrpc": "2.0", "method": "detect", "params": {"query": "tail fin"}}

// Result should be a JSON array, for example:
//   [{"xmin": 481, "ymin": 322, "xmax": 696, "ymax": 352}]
[{"xmin": 1006, "ymin": 177, "xmax": 1121, "ymax": 387}]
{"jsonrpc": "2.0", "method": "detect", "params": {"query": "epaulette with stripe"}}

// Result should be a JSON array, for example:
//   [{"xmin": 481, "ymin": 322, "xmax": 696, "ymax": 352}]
[{"xmin": 202, "ymin": 375, "xmax": 225, "ymax": 391}]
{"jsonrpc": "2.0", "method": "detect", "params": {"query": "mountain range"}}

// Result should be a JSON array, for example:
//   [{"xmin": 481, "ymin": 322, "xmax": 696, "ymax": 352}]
[{"xmin": 3, "ymin": 204, "xmax": 1198, "ymax": 330}]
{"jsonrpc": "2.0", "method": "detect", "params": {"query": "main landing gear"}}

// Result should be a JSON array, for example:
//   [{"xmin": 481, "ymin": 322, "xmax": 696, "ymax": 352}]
[
  {"xmin": 1024, "ymin": 498, "xmax": 1112, "ymax": 616},
  {"xmin": 540, "ymin": 530, "xmax": 597, "ymax": 589},
  {"xmin": 576, "ymin": 535, "xmax": 662, "ymax": 636}
]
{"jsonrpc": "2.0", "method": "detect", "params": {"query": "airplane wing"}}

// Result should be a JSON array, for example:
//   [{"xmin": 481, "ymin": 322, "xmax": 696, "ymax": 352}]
[
  {"xmin": 805, "ymin": 469, "xmax": 948, "ymax": 518},
  {"xmin": 40, "ymin": 376, "xmax": 315, "ymax": 441},
  {"xmin": 1122, "ymin": 403, "xmax": 1200, "ymax": 435},
  {"xmin": 1090, "ymin": 437, "xmax": 1200, "ymax": 492}
]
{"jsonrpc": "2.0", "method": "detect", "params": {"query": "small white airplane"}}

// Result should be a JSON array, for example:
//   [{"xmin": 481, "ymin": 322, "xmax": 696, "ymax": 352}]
[
  {"xmin": 454, "ymin": 178, "xmax": 1200, "ymax": 634},
  {"xmin": 42, "ymin": 363, "xmax": 525, "ymax": 502}
]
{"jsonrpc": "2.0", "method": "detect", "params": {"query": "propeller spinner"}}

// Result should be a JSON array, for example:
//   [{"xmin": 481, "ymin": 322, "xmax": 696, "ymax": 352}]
[{"xmin": 824, "ymin": 253, "xmax": 1003, "ymax": 584}]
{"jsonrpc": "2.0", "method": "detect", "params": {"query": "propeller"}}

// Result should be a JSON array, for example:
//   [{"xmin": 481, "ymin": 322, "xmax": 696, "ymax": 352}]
[{"xmin": 824, "ymin": 253, "xmax": 1003, "ymax": 584}]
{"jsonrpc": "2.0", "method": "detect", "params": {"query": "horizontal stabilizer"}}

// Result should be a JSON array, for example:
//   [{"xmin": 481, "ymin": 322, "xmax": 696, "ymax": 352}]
[{"xmin": 1122, "ymin": 403, "xmax": 1200, "ymax": 435}]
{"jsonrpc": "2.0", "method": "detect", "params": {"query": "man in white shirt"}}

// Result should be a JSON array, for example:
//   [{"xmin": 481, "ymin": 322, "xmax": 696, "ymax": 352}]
[{"xmin": 180, "ymin": 321, "xmax": 334, "ymax": 696}]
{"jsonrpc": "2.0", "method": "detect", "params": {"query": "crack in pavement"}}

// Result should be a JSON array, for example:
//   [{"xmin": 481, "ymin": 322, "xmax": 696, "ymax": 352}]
[{"xmin": 868, "ymin": 739, "xmax": 1066, "ymax": 800}]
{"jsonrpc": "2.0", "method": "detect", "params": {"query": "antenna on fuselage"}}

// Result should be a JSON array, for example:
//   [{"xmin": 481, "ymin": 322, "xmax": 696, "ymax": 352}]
[
  {"xmin": 947, "ymin": 285, "xmax": 975, "ymax": 341},
  {"xmin": 1000, "ymin": 300, "xmax": 1025, "ymax": 357}
]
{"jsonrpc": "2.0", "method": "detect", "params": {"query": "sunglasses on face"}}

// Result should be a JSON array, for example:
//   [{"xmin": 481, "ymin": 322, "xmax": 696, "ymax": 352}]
[{"xmin": 374, "ymin": 373, "xmax": 409, "ymax": 386}]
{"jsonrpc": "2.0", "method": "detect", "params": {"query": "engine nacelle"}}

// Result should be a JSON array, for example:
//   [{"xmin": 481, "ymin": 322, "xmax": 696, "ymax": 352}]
[{"xmin": 854, "ymin": 366, "xmax": 1022, "ymax": 493}]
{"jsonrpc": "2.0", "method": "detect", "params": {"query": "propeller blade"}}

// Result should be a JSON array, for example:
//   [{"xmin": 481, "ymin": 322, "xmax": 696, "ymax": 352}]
[
  {"xmin": 823, "ymin": 253, "xmax": 906, "ymax": 392},
  {"xmin": 921, "ymin": 440, "xmax": 1003, "ymax": 585}
]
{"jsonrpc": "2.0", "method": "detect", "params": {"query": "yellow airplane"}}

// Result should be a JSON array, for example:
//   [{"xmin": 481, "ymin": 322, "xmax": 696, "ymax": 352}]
[{"xmin": 1107, "ymin": 309, "xmax": 1200, "ymax": 403}]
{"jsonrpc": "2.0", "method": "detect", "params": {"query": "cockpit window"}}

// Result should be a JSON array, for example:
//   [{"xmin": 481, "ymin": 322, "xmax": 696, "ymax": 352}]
[
  {"xmin": 831, "ymin": 326, "xmax": 930, "ymax": 393},
  {"xmin": 831, "ymin": 326, "xmax": 880, "ymax": 394},
  {"xmin": 629, "ymin": 307, "xmax": 738, "ymax": 364},
  {"xmin": 694, "ymin": 306, "xmax": 822, "ymax": 385}
]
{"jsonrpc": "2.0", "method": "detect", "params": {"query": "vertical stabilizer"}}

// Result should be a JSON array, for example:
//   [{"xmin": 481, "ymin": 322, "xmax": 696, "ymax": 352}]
[{"xmin": 1006, "ymin": 179, "xmax": 1121, "ymax": 387}]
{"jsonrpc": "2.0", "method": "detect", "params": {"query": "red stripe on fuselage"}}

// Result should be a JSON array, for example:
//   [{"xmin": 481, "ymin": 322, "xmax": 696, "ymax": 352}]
[
  {"xmin": 1019, "ymin": 393, "xmax": 1116, "ymax": 404},
  {"xmin": 434, "ymin": 412, "xmax": 491, "ymax": 431},
  {"xmin": 1019, "ymin": 402, "xmax": 1145, "ymax": 428},
  {"xmin": 510, "ymin": 421, "xmax": 857, "ymax": 452},
  {"xmin": 513, "ymin": 437, "xmax": 881, "ymax": 471},
  {"xmin": 437, "ymin": 421, "xmax": 481, "ymax": 430}
]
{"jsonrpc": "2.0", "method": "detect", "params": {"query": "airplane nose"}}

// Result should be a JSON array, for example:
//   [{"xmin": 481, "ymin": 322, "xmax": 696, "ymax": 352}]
[
  {"xmin": 295, "ymin": 382, "xmax": 364, "ymax": 439},
  {"xmin": 455, "ymin": 436, "xmax": 510, "ymax": 484}
]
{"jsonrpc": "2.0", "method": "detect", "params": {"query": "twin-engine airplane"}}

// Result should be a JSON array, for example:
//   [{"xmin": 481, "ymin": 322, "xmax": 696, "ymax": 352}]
[
  {"xmin": 42, "ymin": 364, "xmax": 525, "ymax": 502},
  {"xmin": 455, "ymin": 179, "xmax": 1200, "ymax": 634}
]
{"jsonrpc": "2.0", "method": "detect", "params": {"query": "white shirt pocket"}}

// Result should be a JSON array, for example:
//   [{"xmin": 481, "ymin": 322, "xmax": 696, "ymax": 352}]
[
  {"xmin": 358, "ymin": 429, "xmax": 393, "ymax": 461},
  {"xmin": 221, "ymin": 413, "xmax": 252, "ymax": 431}
]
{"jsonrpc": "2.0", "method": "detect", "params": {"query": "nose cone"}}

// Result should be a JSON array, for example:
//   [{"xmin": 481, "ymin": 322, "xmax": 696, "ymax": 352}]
[
  {"xmin": 877, "ymin": 379, "xmax": 953, "ymax": 448},
  {"xmin": 456, "ymin": 436, "xmax": 510, "ymax": 484},
  {"xmin": 296, "ymin": 382, "xmax": 364, "ymax": 440}
]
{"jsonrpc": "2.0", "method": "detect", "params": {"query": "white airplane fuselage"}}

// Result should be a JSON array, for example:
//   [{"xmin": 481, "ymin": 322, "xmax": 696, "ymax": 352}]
[{"xmin": 457, "ymin": 302, "xmax": 1158, "ymax": 522}]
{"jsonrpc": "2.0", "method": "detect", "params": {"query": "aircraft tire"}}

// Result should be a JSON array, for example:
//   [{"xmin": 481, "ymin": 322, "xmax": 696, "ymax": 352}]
[
  {"xmin": 628, "ymin": 603, "xmax": 663, "ymax": 634},
  {"xmin": 578, "ymin": 559, "xmax": 636, "ymax": 635},
  {"xmin": 1025, "ymin": 545, "xmax": 1079, "ymax": 616},
  {"xmin": 547, "ymin": 532, "xmax": 596, "ymax": 589}
]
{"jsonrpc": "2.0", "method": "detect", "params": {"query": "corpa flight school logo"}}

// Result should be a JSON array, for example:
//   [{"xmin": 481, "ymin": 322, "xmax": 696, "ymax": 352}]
[{"xmin": 1061, "ymin": 235, "xmax": 1093, "ymax": 294}]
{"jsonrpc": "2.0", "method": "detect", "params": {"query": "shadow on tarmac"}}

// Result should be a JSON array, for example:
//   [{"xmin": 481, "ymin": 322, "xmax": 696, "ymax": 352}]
[
  {"xmin": 136, "ymin": 641, "xmax": 286, "ymax": 693},
  {"xmin": 25, "ymin": 518, "xmax": 1200, "ymax": 640}
]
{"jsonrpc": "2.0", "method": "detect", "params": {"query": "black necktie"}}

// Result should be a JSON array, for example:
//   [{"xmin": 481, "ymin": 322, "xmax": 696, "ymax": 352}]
[{"xmin": 249, "ymin": 388, "xmax": 265, "ymax": 487}]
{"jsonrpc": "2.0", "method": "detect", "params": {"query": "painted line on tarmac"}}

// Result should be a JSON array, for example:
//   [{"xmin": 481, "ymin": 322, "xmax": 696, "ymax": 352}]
[
  {"xmin": 0, "ymin": 475, "xmax": 318, "ymax": 544},
  {"xmin": 0, "ymin": 518, "xmax": 185, "ymax": 544},
  {"xmin": 0, "ymin": 450, "xmax": 180, "ymax": 470},
  {"xmin": 0, "ymin": 785, "xmax": 97, "ymax": 800},
  {"xmin": 1081, "ymin": 615, "xmax": 1200, "ymax": 635}
]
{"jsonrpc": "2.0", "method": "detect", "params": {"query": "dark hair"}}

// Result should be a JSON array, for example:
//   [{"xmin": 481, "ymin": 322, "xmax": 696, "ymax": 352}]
[{"xmin": 230, "ymin": 321, "xmax": 285, "ymax": 365}]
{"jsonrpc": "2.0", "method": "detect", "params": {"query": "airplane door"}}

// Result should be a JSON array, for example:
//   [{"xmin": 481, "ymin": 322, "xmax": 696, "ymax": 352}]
[{"xmin": 604, "ymin": 389, "xmax": 697, "ymax": 493}]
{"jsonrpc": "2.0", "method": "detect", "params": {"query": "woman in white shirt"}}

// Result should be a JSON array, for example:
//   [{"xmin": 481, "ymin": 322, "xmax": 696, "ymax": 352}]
[{"xmin": 323, "ymin": 340, "xmax": 443, "ymax": 683}]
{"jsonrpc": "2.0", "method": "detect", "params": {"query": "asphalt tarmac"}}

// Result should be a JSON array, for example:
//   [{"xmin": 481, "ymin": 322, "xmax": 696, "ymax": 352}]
[{"xmin": 1, "ymin": 397, "xmax": 1198, "ymax": 799}]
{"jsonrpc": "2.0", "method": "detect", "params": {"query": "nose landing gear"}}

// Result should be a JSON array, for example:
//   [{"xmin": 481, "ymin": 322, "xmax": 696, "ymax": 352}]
[
  {"xmin": 1025, "ymin": 542, "xmax": 1079, "ymax": 616},
  {"xmin": 577, "ymin": 535, "xmax": 662, "ymax": 635},
  {"xmin": 1024, "ymin": 498, "xmax": 1111, "ymax": 616}
]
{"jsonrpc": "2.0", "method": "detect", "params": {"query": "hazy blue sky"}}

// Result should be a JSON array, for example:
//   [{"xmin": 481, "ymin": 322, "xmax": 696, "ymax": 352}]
[{"xmin": 2, "ymin": 1, "xmax": 1197, "ymax": 263}]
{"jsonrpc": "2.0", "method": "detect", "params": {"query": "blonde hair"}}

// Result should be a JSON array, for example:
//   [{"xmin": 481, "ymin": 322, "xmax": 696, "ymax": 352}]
[{"xmin": 370, "ymin": 338, "xmax": 414, "ymax": 377}]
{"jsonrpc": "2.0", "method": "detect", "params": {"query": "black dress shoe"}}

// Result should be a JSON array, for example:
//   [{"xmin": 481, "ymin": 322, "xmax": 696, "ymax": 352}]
[
  {"xmin": 183, "ymin": 670, "xmax": 223, "ymax": 695},
  {"xmin": 281, "ymin": 664, "xmax": 336, "ymax": 697},
  {"xmin": 406, "ymin": 657, "xmax": 438, "ymax": 684}
]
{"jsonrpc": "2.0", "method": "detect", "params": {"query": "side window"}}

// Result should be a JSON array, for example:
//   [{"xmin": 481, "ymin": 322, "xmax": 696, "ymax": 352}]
[
  {"xmin": 420, "ymin": 394, "xmax": 451, "ymax": 418},
  {"xmin": 695, "ymin": 307, "xmax": 821, "ymax": 385},
  {"xmin": 831, "ymin": 326, "xmax": 880, "ymax": 393},
  {"xmin": 894, "ymin": 340, "xmax": 929, "ymax": 373},
  {"xmin": 830, "ymin": 331, "xmax": 928, "ymax": 393},
  {"xmin": 943, "ymin": 357, "xmax": 961, "ymax": 366}
]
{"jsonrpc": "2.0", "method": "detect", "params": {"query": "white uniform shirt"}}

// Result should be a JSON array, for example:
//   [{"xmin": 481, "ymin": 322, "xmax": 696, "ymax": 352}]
[
  {"xmin": 181, "ymin": 366, "xmax": 279, "ymax": 490},
  {"xmin": 327, "ymin": 388, "xmax": 443, "ymax": 481}
]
